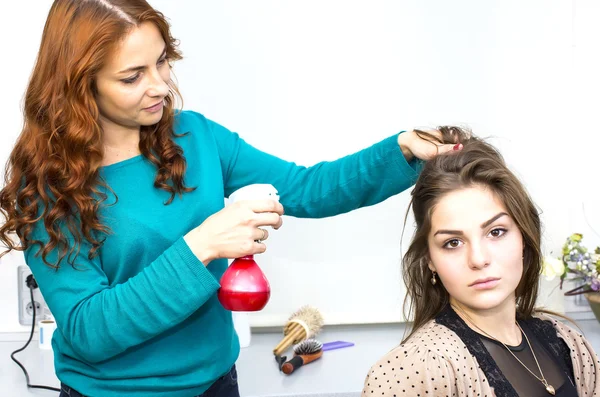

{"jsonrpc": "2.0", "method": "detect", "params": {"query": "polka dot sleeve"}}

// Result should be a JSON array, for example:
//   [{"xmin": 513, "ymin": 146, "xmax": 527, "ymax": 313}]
[
  {"xmin": 545, "ymin": 315, "xmax": 600, "ymax": 396},
  {"xmin": 362, "ymin": 343, "xmax": 455, "ymax": 397}
]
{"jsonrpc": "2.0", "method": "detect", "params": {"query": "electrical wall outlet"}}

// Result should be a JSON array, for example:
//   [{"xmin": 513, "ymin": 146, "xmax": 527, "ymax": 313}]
[{"xmin": 17, "ymin": 265, "xmax": 51, "ymax": 326}]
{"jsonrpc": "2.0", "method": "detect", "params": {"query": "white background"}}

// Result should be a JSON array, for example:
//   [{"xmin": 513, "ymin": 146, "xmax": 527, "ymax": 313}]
[{"xmin": 1, "ymin": 0, "xmax": 599, "ymax": 332}]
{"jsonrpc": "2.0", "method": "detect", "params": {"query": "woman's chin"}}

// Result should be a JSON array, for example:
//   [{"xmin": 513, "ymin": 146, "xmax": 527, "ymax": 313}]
[
  {"xmin": 139, "ymin": 108, "xmax": 164, "ymax": 126},
  {"xmin": 454, "ymin": 292, "xmax": 514, "ymax": 312}
]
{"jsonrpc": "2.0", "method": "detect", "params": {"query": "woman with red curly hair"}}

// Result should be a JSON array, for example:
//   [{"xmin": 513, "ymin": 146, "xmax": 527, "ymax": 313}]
[{"xmin": 0, "ymin": 1, "xmax": 458, "ymax": 396}]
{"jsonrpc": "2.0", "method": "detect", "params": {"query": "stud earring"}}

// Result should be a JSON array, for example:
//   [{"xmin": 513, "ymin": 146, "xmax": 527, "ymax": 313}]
[{"xmin": 431, "ymin": 271, "xmax": 437, "ymax": 285}]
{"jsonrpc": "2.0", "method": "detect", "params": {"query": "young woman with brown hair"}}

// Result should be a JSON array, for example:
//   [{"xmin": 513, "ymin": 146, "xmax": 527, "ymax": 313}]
[{"xmin": 363, "ymin": 128, "xmax": 599, "ymax": 396}]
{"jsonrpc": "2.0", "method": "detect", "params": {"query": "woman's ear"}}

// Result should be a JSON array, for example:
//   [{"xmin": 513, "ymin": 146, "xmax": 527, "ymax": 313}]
[{"xmin": 427, "ymin": 258, "xmax": 436, "ymax": 273}]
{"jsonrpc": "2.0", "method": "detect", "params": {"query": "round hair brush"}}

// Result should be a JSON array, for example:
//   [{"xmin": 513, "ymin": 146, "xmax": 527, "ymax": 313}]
[
  {"xmin": 273, "ymin": 305, "xmax": 323, "ymax": 356},
  {"xmin": 282, "ymin": 339, "xmax": 323, "ymax": 375}
]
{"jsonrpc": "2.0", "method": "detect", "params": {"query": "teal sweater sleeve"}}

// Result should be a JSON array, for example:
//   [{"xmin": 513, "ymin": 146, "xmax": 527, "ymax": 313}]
[
  {"xmin": 25, "ymin": 234, "xmax": 220, "ymax": 364},
  {"xmin": 201, "ymin": 114, "xmax": 421, "ymax": 217}
]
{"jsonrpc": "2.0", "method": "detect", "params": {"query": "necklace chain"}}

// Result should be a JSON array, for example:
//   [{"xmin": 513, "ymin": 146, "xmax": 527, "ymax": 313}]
[{"xmin": 451, "ymin": 304, "xmax": 552, "ymax": 390}]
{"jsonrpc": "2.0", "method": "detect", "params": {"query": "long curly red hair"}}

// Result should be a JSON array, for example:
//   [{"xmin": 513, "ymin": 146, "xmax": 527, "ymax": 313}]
[{"xmin": 0, "ymin": 0, "xmax": 192, "ymax": 268}]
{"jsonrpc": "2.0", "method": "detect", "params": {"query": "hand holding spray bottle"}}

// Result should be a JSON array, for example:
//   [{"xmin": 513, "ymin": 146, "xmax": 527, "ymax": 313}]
[
  {"xmin": 218, "ymin": 184, "xmax": 280, "ymax": 312},
  {"xmin": 218, "ymin": 184, "xmax": 279, "ymax": 348}
]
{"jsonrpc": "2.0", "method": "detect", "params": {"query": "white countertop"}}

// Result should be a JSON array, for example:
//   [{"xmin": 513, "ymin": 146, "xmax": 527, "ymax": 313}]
[{"xmin": 1, "ymin": 319, "xmax": 599, "ymax": 397}]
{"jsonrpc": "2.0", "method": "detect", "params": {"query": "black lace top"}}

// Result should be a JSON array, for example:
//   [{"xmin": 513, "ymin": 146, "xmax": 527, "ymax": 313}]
[{"xmin": 436, "ymin": 306, "xmax": 577, "ymax": 396}]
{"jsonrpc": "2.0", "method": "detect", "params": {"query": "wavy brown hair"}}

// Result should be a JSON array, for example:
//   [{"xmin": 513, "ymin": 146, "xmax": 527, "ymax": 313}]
[
  {"xmin": 0, "ymin": 0, "xmax": 192, "ymax": 268},
  {"xmin": 401, "ymin": 127, "xmax": 549, "ymax": 343}
]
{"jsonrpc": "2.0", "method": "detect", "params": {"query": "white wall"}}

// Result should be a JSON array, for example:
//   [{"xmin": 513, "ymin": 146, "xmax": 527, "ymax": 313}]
[{"xmin": 1, "ymin": 1, "xmax": 599, "ymax": 332}]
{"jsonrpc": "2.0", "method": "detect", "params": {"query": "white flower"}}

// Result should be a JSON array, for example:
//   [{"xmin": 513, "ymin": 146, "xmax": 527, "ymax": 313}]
[{"xmin": 542, "ymin": 256, "xmax": 566, "ymax": 281}]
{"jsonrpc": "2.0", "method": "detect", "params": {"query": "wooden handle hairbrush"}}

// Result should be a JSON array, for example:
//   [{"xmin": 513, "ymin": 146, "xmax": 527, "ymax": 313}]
[
  {"xmin": 282, "ymin": 338, "xmax": 323, "ymax": 375},
  {"xmin": 273, "ymin": 306, "xmax": 324, "ymax": 356},
  {"xmin": 282, "ymin": 351, "xmax": 323, "ymax": 374},
  {"xmin": 273, "ymin": 322, "xmax": 305, "ymax": 356}
]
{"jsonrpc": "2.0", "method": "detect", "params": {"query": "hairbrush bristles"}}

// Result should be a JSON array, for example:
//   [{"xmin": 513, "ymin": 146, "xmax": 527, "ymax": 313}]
[
  {"xmin": 293, "ymin": 339, "xmax": 323, "ymax": 355},
  {"xmin": 285, "ymin": 305, "xmax": 324, "ymax": 336},
  {"xmin": 273, "ymin": 305, "xmax": 324, "ymax": 356}
]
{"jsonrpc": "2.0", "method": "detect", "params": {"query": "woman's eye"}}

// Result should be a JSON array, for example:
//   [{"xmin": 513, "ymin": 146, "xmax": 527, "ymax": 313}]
[
  {"xmin": 121, "ymin": 74, "xmax": 140, "ymax": 84},
  {"xmin": 489, "ymin": 228, "xmax": 507, "ymax": 238},
  {"xmin": 443, "ymin": 239, "xmax": 462, "ymax": 249}
]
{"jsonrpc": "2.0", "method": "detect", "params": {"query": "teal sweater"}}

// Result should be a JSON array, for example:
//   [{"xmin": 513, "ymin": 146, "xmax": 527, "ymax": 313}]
[{"xmin": 26, "ymin": 111, "xmax": 420, "ymax": 397}]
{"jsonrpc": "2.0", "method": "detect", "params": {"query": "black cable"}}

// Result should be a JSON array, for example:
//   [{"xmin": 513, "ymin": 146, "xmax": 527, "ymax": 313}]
[{"xmin": 10, "ymin": 276, "xmax": 61, "ymax": 392}]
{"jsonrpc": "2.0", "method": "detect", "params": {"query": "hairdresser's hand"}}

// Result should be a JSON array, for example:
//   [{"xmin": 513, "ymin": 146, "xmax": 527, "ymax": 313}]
[
  {"xmin": 398, "ymin": 129, "xmax": 461, "ymax": 162},
  {"xmin": 184, "ymin": 200, "xmax": 284, "ymax": 265}
]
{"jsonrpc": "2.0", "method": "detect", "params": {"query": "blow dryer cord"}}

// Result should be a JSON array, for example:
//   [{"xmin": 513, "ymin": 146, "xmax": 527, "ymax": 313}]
[{"xmin": 10, "ymin": 274, "xmax": 61, "ymax": 392}]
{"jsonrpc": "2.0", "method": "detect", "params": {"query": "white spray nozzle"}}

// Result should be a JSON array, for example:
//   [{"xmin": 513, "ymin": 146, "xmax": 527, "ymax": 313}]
[{"xmin": 229, "ymin": 184, "xmax": 279, "ymax": 204}]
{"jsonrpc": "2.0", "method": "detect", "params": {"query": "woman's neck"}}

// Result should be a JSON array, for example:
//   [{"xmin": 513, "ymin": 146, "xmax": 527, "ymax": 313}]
[
  {"xmin": 450, "ymin": 296, "xmax": 522, "ymax": 346},
  {"xmin": 100, "ymin": 119, "xmax": 141, "ymax": 166}
]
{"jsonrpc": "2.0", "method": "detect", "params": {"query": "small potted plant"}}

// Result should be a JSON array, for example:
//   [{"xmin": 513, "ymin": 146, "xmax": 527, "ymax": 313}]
[{"xmin": 542, "ymin": 233, "xmax": 600, "ymax": 321}]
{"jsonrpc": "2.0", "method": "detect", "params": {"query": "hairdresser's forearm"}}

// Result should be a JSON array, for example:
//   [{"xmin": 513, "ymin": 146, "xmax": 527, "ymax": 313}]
[
  {"xmin": 26, "ymin": 237, "xmax": 219, "ymax": 363},
  {"xmin": 217, "ymin": 125, "xmax": 419, "ymax": 218}
]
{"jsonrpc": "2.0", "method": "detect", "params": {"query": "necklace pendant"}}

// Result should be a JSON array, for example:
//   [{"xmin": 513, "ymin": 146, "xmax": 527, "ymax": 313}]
[{"xmin": 545, "ymin": 384, "xmax": 555, "ymax": 395}]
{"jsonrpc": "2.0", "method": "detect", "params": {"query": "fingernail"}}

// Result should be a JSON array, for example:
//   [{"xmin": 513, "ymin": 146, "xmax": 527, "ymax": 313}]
[{"xmin": 453, "ymin": 143, "xmax": 462, "ymax": 151}]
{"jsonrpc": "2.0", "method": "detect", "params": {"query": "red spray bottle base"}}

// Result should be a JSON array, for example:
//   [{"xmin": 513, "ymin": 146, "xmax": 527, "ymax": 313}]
[{"xmin": 218, "ymin": 255, "xmax": 271, "ymax": 311}]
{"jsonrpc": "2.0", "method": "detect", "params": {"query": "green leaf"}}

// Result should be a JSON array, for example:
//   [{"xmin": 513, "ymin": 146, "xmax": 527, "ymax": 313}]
[{"xmin": 571, "ymin": 233, "xmax": 583, "ymax": 242}]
